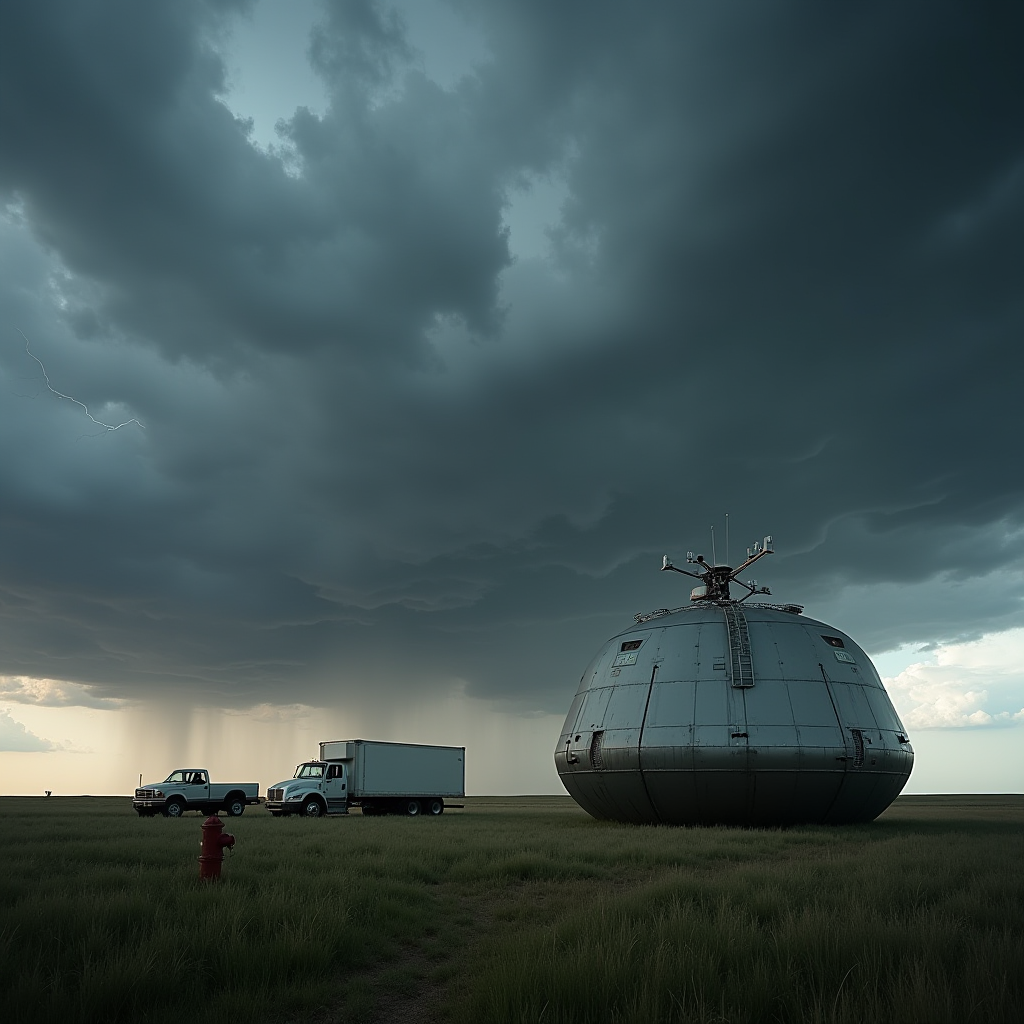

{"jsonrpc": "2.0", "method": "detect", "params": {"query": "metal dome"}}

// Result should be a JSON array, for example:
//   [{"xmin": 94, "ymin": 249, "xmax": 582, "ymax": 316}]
[{"xmin": 554, "ymin": 537, "xmax": 914, "ymax": 825}]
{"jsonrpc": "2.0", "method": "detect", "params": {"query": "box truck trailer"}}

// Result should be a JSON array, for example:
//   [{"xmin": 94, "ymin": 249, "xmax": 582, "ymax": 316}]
[{"xmin": 265, "ymin": 739, "xmax": 465, "ymax": 817}]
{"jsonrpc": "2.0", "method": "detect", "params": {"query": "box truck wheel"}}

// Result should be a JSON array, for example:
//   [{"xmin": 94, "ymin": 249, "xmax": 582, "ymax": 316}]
[
  {"xmin": 404, "ymin": 799, "xmax": 421, "ymax": 816},
  {"xmin": 302, "ymin": 797, "xmax": 324, "ymax": 818},
  {"xmin": 428, "ymin": 799, "xmax": 444, "ymax": 816}
]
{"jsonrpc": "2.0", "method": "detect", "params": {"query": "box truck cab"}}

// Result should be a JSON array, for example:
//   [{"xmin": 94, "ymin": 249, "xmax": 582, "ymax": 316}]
[
  {"xmin": 265, "ymin": 760, "xmax": 350, "ymax": 818},
  {"xmin": 265, "ymin": 739, "xmax": 465, "ymax": 818}
]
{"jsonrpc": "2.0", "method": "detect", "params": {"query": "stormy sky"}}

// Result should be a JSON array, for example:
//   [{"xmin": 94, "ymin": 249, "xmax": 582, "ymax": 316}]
[{"xmin": 1, "ymin": 1, "xmax": 1022, "ymax": 793}]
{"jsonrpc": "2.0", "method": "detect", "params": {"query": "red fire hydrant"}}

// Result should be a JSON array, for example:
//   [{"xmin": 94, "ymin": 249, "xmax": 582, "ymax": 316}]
[{"xmin": 198, "ymin": 815, "xmax": 235, "ymax": 881}]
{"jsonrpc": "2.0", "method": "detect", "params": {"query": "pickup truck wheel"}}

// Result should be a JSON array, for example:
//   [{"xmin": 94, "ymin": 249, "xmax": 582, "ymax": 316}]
[
  {"xmin": 226, "ymin": 796, "xmax": 246, "ymax": 817},
  {"xmin": 164, "ymin": 798, "xmax": 186, "ymax": 818},
  {"xmin": 428, "ymin": 799, "xmax": 444, "ymax": 816},
  {"xmin": 302, "ymin": 797, "xmax": 324, "ymax": 818},
  {"xmin": 405, "ymin": 800, "xmax": 422, "ymax": 816}
]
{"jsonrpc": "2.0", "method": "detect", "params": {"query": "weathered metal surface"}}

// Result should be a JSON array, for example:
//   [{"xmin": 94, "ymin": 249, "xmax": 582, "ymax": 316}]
[{"xmin": 555, "ymin": 603, "xmax": 914, "ymax": 825}]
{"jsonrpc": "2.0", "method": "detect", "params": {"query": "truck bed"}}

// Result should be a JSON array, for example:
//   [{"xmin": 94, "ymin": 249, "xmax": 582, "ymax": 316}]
[{"xmin": 208, "ymin": 783, "xmax": 260, "ymax": 800}]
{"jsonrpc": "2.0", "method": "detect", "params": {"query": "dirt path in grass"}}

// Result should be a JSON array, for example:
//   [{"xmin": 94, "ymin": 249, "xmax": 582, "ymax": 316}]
[
  {"xmin": 341, "ymin": 881, "xmax": 532, "ymax": 1024},
  {"xmin": 360, "ymin": 886, "xmax": 503, "ymax": 1024},
  {"xmin": 361, "ymin": 877, "xmax": 641, "ymax": 1024},
  {"xmin": 285, "ymin": 886, "xmax": 494, "ymax": 1024},
  {"xmin": 363, "ymin": 945, "xmax": 445, "ymax": 1024},
  {"xmin": 291, "ymin": 873, "xmax": 656, "ymax": 1023},
  {"xmin": 284, "ymin": 944, "xmax": 442, "ymax": 1024}
]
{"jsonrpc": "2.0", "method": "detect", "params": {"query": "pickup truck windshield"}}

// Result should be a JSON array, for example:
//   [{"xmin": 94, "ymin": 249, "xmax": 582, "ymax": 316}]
[
  {"xmin": 164, "ymin": 770, "xmax": 206, "ymax": 784},
  {"xmin": 294, "ymin": 763, "xmax": 325, "ymax": 779}
]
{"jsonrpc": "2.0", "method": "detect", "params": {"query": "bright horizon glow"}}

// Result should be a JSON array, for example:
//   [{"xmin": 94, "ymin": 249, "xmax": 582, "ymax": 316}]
[{"xmin": 3, "ymin": 629, "xmax": 1022, "ymax": 798}]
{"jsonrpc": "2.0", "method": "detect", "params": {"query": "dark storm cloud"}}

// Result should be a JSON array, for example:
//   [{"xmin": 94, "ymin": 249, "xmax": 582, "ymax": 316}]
[{"xmin": 1, "ymin": 1, "xmax": 1022, "ymax": 712}]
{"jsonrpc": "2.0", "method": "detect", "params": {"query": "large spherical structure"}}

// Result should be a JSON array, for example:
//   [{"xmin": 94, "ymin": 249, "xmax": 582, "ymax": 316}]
[{"xmin": 554, "ymin": 542, "xmax": 913, "ymax": 825}]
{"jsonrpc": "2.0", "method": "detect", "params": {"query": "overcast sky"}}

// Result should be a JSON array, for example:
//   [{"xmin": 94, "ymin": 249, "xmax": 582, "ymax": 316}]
[{"xmin": 1, "ymin": 1, "xmax": 1022, "ymax": 795}]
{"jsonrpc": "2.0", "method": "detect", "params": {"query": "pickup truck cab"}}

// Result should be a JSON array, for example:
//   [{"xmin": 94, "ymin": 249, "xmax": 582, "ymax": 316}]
[{"xmin": 133, "ymin": 769, "xmax": 260, "ymax": 818}]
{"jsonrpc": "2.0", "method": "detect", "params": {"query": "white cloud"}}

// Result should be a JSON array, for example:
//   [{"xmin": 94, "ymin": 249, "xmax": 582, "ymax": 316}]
[
  {"xmin": 0, "ymin": 676, "xmax": 126, "ymax": 710},
  {"xmin": 883, "ymin": 628, "xmax": 1024, "ymax": 729},
  {"xmin": 0, "ymin": 709, "xmax": 61, "ymax": 752}
]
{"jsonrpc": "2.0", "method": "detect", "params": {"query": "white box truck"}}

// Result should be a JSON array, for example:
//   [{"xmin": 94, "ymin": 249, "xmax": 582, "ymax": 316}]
[{"xmin": 265, "ymin": 739, "xmax": 465, "ymax": 818}]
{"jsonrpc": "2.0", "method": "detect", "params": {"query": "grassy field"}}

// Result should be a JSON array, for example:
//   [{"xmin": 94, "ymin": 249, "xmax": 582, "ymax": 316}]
[{"xmin": 0, "ymin": 794, "xmax": 1021, "ymax": 1023}]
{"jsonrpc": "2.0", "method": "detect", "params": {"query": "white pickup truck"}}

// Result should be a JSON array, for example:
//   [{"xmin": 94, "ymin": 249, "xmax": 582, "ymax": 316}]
[{"xmin": 133, "ymin": 769, "xmax": 261, "ymax": 818}]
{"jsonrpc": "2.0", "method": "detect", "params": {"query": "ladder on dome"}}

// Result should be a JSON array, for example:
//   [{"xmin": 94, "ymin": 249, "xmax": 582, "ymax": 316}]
[{"xmin": 723, "ymin": 604, "xmax": 755, "ymax": 688}]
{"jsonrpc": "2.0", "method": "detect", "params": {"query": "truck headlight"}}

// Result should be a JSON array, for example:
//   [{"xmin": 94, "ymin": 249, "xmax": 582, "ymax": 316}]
[{"xmin": 287, "ymin": 792, "xmax": 301, "ymax": 800}]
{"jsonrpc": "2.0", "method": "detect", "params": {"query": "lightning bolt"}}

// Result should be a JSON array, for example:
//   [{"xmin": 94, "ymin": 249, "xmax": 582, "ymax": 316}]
[{"xmin": 15, "ymin": 327, "xmax": 145, "ymax": 434}]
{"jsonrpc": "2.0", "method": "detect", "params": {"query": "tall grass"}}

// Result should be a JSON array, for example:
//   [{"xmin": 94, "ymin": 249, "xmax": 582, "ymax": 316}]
[
  {"xmin": 0, "ymin": 795, "xmax": 1021, "ymax": 1023},
  {"xmin": 449, "ymin": 797, "xmax": 1024, "ymax": 1024},
  {"xmin": 0, "ymin": 799, "xmax": 447, "ymax": 1022}
]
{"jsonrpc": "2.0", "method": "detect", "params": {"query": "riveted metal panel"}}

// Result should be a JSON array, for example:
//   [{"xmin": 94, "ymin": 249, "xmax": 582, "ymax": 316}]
[
  {"xmin": 830, "ymin": 680, "xmax": 878, "ymax": 730},
  {"xmin": 694, "ymin": 770, "xmax": 752, "ymax": 823},
  {"xmin": 864, "ymin": 686, "xmax": 906, "ymax": 733},
  {"xmin": 645, "ymin": 680, "xmax": 697, "ymax": 728},
  {"xmin": 694, "ymin": 679, "xmax": 730, "ymax": 725},
  {"xmin": 643, "ymin": 769, "xmax": 700, "ymax": 822},
  {"xmin": 786, "ymin": 678, "xmax": 841, "ymax": 724},
  {"xmin": 747, "ymin": 772, "xmax": 800, "ymax": 824},
  {"xmin": 746, "ymin": 620, "xmax": 788, "ymax": 683},
  {"xmin": 746, "ymin": 723, "xmax": 800, "ymax": 746},
  {"xmin": 604, "ymin": 683, "xmax": 649, "ymax": 728},
  {"xmin": 741, "ymin": 679, "xmax": 796, "ymax": 726},
  {"xmin": 655, "ymin": 623, "xmax": 703, "ymax": 682},
  {"xmin": 641, "ymin": 731, "xmax": 694, "ymax": 768},
  {"xmin": 579, "ymin": 687, "xmax": 613, "ymax": 730}
]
